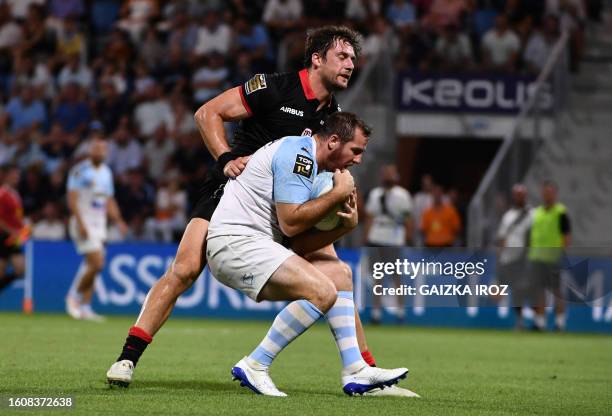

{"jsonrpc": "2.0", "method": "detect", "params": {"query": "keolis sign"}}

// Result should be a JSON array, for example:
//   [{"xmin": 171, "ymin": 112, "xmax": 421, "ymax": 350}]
[{"xmin": 397, "ymin": 72, "xmax": 553, "ymax": 114}]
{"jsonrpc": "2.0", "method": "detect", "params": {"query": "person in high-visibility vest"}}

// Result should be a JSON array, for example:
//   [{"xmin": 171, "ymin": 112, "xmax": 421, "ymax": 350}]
[{"xmin": 528, "ymin": 181, "xmax": 571, "ymax": 331}]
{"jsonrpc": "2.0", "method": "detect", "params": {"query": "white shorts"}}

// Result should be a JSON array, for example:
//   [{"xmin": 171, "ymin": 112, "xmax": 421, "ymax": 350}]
[
  {"xmin": 206, "ymin": 234, "xmax": 295, "ymax": 301},
  {"xmin": 69, "ymin": 218, "xmax": 105, "ymax": 255}
]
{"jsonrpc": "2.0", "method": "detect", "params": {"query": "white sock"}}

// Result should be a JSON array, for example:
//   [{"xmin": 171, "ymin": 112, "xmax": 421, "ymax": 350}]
[
  {"xmin": 371, "ymin": 308, "xmax": 382, "ymax": 321},
  {"xmin": 555, "ymin": 313, "xmax": 566, "ymax": 330},
  {"xmin": 249, "ymin": 300, "xmax": 323, "ymax": 367},
  {"xmin": 68, "ymin": 265, "xmax": 85, "ymax": 302},
  {"xmin": 535, "ymin": 314, "xmax": 546, "ymax": 329},
  {"xmin": 326, "ymin": 291, "xmax": 367, "ymax": 375}
]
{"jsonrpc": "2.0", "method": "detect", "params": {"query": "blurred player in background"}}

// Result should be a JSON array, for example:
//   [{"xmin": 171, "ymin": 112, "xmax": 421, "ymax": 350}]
[
  {"xmin": 364, "ymin": 164, "xmax": 414, "ymax": 324},
  {"xmin": 528, "ymin": 180, "xmax": 571, "ymax": 331},
  {"xmin": 207, "ymin": 112, "xmax": 408, "ymax": 396},
  {"xmin": 65, "ymin": 137, "xmax": 127, "ymax": 321},
  {"xmin": 0, "ymin": 164, "xmax": 28, "ymax": 293},
  {"xmin": 107, "ymin": 26, "xmax": 416, "ymax": 397},
  {"xmin": 495, "ymin": 184, "xmax": 532, "ymax": 329}
]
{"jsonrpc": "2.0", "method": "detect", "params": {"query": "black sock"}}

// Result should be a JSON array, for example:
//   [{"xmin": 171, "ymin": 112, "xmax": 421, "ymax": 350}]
[{"xmin": 117, "ymin": 327, "xmax": 152, "ymax": 366}]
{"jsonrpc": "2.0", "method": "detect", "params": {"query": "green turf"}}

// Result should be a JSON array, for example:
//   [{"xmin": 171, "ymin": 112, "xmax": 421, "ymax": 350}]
[{"xmin": 0, "ymin": 313, "xmax": 611, "ymax": 415}]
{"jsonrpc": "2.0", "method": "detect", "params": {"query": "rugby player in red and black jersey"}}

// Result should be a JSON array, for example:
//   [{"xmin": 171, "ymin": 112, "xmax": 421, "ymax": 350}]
[
  {"xmin": 107, "ymin": 26, "xmax": 415, "ymax": 397},
  {"xmin": 0, "ymin": 165, "xmax": 27, "ymax": 294}
]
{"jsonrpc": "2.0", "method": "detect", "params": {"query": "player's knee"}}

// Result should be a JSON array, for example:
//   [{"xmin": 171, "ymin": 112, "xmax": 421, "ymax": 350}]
[
  {"xmin": 328, "ymin": 261, "xmax": 353, "ymax": 292},
  {"xmin": 90, "ymin": 257, "xmax": 104, "ymax": 273},
  {"xmin": 340, "ymin": 262, "xmax": 353, "ymax": 290},
  {"xmin": 309, "ymin": 279, "xmax": 337, "ymax": 313},
  {"xmin": 170, "ymin": 259, "xmax": 201, "ymax": 289}
]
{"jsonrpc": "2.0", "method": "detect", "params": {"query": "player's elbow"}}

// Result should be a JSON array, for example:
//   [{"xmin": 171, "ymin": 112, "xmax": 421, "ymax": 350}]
[
  {"xmin": 277, "ymin": 205, "xmax": 304, "ymax": 237},
  {"xmin": 279, "ymin": 220, "xmax": 300, "ymax": 238},
  {"xmin": 194, "ymin": 103, "xmax": 210, "ymax": 127}
]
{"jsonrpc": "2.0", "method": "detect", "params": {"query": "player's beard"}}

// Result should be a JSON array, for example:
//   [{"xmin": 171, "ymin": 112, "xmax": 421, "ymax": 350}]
[{"xmin": 322, "ymin": 71, "xmax": 350, "ymax": 93}]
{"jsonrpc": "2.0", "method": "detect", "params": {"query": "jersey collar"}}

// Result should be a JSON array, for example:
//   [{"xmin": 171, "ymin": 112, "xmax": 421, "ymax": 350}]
[
  {"xmin": 299, "ymin": 69, "xmax": 338, "ymax": 111},
  {"xmin": 298, "ymin": 69, "xmax": 316, "ymax": 100}
]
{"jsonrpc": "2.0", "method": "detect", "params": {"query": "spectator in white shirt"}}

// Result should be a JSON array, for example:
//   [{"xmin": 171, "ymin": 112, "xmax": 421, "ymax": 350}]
[
  {"xmin": 365, "ymin": 164, "xmax": 414, "ymax": 247},
  {"xmin": 117, "ymin": 0, "xmax": 159, "ymax": 43},
  {"xmin": 495, "ymin": 184, "xmax": 532, "ymax": 329},
  {"xmin": 364, "ymin": 165, "xmax": 414, "ymax": 324},
  {"xmin": 143, "ymin": 124, "xmax": 175, "ymax": 182},
  {"xmin": 107, "ymin": 118, "xmax": 143, "ymax": 177},
  {"xmin": 6, "ymin": 0, "xmax": 45, "ymax": 20},
  {"xmin": 263, "ymin": 0, "xmax": 303, "ymax": 36},
  {"xmin": 12, "ymin": 55, "xmax": 55, "ymax": 100},
  {"xmin": 481, "ymin": 14, "xmax": 520, "ymax": 72},
  {"xmin": 435, "ymin": 23, "xmax": 474, "ymax": 71},
  {"xmin": 0, "ymin": 3, "xmax": 22, "ymax": 50},
  {"xmin": 32, "ymin": 201, "xmax": 67, "ymax": 240},
  {"xmin": 57, "ymin": 53, "xmax": 93, "ymax": 89},
  {"xmin": 360, "ymin": 16, "xmax": 397, "ymax": 65},
  {"xmin": 345, "ymin": 0, "xmax": 382, "ymax": 21},
  {"xmin": 193, "ymin": 10, "xmax": 232, "ymax": 57},
  {"xmin": 523, "ymin": 15, "xmax": 560, "ymax": 74},
  {"xmin": 133, "ymin": 83, "xmax": 173, "ymax": 138},
  {"xmin": 192, "ymin": 52, "xmax": 229, "ymax": 104}
]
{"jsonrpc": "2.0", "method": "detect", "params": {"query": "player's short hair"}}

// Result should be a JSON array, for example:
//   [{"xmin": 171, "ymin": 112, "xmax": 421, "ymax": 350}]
[
  {"xmin": 319, "ymin": 112, "xmax": 372, "ymax": 143},
  {"xmin": 304, "ymin": 25, "xmax": 362, "ymax": 68}
]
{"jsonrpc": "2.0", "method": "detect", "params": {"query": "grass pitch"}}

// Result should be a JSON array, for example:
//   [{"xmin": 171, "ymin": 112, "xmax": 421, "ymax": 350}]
[{"xmin": 1, "ymin": 313, "xmax": 611, "ymax": 415}]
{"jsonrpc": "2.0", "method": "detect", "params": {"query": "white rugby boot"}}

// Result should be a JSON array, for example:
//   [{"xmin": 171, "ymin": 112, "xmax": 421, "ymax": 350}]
[
  {"xmin": 363, "ymin": 385, "xmax": 421, "ymax": 397},
  {"xmin": 231, "ymin": 357, "xmax": 287, "ymax": 397},
  {"xmin": 342, "ymin": 365, "xmax": 409, "ymax": 396},
  {"xmin": 107, "ymin": 360, "xmax": 134, "ymax": 388},
  {"xmin": 80, "ymin": 304, "xmax": 106, "ymax": 322},
  {"xmin": 65, "ymin": 296, "xmax": 82, "ymax": 320}
]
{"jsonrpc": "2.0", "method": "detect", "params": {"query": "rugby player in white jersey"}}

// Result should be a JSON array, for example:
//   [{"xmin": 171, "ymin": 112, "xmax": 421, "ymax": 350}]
[
  {"xmin": 66, "ymin": 136, "xmax": 127, "ymax": 321},
  {"xmin": 206, "ymin": 112, "xmax": 409, "ymax": 396}
]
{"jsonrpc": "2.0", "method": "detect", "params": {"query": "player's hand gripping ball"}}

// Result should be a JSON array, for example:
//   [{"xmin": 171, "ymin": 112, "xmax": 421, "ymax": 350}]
[{"xmin": 310, "ymin": 172, "xmax": 342, "ymax": 231}]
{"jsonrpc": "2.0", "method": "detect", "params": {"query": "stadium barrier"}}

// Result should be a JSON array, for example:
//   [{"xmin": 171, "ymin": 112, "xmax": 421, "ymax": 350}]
[{"xmin": 0, "ymin": 241, "xmax": 610, "ymax": 333}]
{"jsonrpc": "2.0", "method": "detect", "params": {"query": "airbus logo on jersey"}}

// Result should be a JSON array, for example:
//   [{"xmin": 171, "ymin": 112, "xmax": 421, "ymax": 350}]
[{"xmin": 280, "ymin": 106, "xmax": 304, "ymax": 117}]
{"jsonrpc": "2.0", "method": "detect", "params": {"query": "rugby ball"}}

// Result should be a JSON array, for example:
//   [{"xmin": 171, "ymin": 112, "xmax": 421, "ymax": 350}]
[{"xmin": 310, "ymin": 172, "xmax": 341, "ymax": 231}]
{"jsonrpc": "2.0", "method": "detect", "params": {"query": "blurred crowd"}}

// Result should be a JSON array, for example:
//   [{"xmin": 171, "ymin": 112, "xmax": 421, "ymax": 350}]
[{"xmin": 0, "ymin": 0, "xmax": 601, "ymax": 243}]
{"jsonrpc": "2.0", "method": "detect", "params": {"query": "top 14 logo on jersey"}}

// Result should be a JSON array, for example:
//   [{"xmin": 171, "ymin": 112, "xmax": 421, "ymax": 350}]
[
  {"xmin": 244, "ymin": 74, "xmax": 267, "ymax": 94},
  {"xmin": 293, "ymin": 155, "xmax": 313, "ymax": 178}
]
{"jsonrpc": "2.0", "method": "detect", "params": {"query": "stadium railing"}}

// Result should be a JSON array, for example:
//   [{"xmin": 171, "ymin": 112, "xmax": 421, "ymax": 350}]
[{"xmin": 467, "ymin": 30, "xmax": 571, "ymax": 248}]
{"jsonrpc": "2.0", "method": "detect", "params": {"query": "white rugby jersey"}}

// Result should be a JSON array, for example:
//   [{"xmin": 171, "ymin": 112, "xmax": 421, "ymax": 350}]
[
  {"xmin": 67, "ymin": 159, "xmax": 114, "ymax": 236},
  {"xmin": 208, "ymin": 135, "xmax": 318, "ymax": 242}
]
